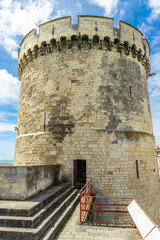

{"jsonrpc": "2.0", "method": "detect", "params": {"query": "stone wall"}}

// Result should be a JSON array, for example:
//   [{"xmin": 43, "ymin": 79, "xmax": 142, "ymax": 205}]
[
  {"xmin": 14, "ymin": 16, "xmax": 160, "ymax": 224},
  {"xmin": 0, "ymin": 165, "xmax": 60, "ymax": 200}
]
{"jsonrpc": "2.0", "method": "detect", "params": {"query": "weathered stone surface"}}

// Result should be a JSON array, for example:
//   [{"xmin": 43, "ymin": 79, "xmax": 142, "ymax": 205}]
[
  {"xmin": 14, "ymin": 16, "xmax": 160, "ymax": 224},
  {"xmin": 0, "ymin": 184, "xmax": 79, "ymax": 239},
  {"xmin": 0, "ymin": 165, "xmax": 60, "ymax": 200},
  {"xmin": 57, "ymin": 204, "xmax": 141, "ymax": 240}
]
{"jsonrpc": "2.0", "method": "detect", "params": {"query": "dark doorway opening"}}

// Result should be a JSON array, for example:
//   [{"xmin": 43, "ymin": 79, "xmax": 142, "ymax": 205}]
[{"xmin": 74, "ymin": 160, "xmax": 86, "ymax": 189}]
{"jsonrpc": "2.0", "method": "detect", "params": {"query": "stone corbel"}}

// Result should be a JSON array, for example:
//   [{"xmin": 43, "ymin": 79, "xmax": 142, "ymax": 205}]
[
  {"xmin": 78, "ymin": 32, "xmax": 82, "ymax": 49},
  {"xmin": 20, "ymin": 59, "xmax": 25, "ymax": 69},
  {"xmin": 137, "ymin": 50, "xmax": 142, "ymax": 61},
  {"xmin": 23, "ymin": 54, "xmax": 28, "ymax": 66},
  {"xmin": 18, "ymin": 66, "xmax": 22, "ymax": 78},
  {"xmin": 32, "ymin": 45, "xmax": 39, "ymax": 59},
  {"xmin": 99, "ymin": 40, "xmax": 103, "ymax": 49},
  {"xmin": 107, "ymin": 41, "xmax": 113, "ymax": 50},
  {"xmin": 67, "ymin": 39, "xmax": 72, "ymax": 49},
  {"xmin": 117, "ymin": 43, "xmax": 123, "ymax": 53},
  {"xmin": 32, "ymin": 50, "xmax": 36, "ymax": 59},
  {"xmin": 78, "ymin": 41, "xmax": 82, "ymax": 49},
  {"xmin": 18, "ymin": 64, "xmax": 23, "ymax": 73},
  {"xmin": 57, "ymin": 41, "xmax": 61, "ymax": 51},
  {"xmin": 41, "ymin": 42, "xmax": 48, "ymax": 55},
  {"xmin": 50, "ymin": 39, "xmax": 57, "ymax": 51},
  {"xmin": 89, "ymin": 39, "xmax": 93, "ymax": 49},
  {"xmin": 124, "ymin": 46, "xmax": 131, "ymax": 55},
  {"xmin": 47, "ymin": 43, "xmax": 52, "ymax": 53},
  {"xmin": 141, "ymin": 54, "xmax": 146, "ymax": 66},
  {"xmin": 146, "ymin": 59, "xmax": 150, "ymax": 71},
  {"xmin": 39, "ymin": 46, "xmax": 45, "ymax": 55},
  {"xmin": 131, "ymin": 48, "xmax": 137, "ymax": 58},
  {"xmin": 26, "ymin": 49, "xmax": 32, "ymax": 62}
]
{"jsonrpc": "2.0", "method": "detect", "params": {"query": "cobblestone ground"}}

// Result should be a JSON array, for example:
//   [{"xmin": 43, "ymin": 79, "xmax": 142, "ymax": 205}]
[{"xmin": 56, "ymin": 204, "xmax": 142, "ymax": 240}]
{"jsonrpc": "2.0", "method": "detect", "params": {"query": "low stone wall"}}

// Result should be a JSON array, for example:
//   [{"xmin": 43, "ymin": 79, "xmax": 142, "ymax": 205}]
[{"xmin": 0, "ymin": 165, "xmax": 60, "ymax": 200}]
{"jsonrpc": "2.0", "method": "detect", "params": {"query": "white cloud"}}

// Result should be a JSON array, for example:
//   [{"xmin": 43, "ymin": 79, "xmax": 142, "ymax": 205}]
[
  {"xmin": 0, "ymin": 139, "xmax": 15, "ymax": 160},
  {"xmin": 148, "ymin": 0, "xmax": 160, "ymax": 20},
  {"xmin": 148, "ymin": 51, "xmax": 160, "ymax": 145},
  {"xmin": 0, "ymin": 111, "xmax": 17, "ymax": 122},
  {"xmin": 150, "ymin": 52, "xmax": 160, "ymax": 73},
  {"xmin": 138, "ymin": 22, "xmax": 153, "ymax": 37},
  {"xmin": 120, "ymin": 9, "xmax": 125, "ymax": 17},
  {"xmin": 152, "ymin": 115, "xmax": 160, "ymax": 146},
  {"xmin": 150, "ymin": 35, "xmax": 160, "ymax": 48},
  {"xmin": 0, "ymin": 123, "xmax": 15, "ymax": 132},
  {"xmin": 148, "ymin": 52, "xmax": 160, "ymax": 99},
  {"xmin": 150, "ymin": 102, "xmax": 160, "ymax": 146},
  {"xmin": 0, "ymin": 0, "xmax": 60, "ymax": 58},
  {"xmin": 88, "ymin": 0, "xmax": 119, "ymax": 16},
  {"xmin": 0, "ymin": 69, "xmax": 20, "ymax": 105},
  {"xmin": 77, "ymin": 3, "xmax": 82, "ymax": 12}
]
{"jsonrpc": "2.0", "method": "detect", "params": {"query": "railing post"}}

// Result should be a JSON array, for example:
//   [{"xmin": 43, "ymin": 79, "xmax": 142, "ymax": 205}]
[
  {"xmin": 85, "ymin": 184, "xmax": 86, "ymax": 215},
  {"xmin": 79, "ymin": 179, "xmax": 92, "ymax": 224},
  {"xmin": 80, "ymin": 191, "xmax": 82, "ymax": 224}
]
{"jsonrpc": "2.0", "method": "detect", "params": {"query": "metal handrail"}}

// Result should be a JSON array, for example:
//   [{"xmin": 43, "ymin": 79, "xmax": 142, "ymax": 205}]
[
  {"xmin": 80, "ymin": 179, "xmax": 134, "ymax": 226},
  {"xmin": 80, "ymin": 179, "xmax": 92, "ymax": 224},
  {"xmin": 79, "ymin": 180, "xmax": 159, "ymax": 239}
]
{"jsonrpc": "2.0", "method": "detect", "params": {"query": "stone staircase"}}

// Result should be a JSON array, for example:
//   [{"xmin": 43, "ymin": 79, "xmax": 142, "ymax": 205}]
[{"xmin": 0, "ymin": 182, "xmax": 79, "ymax": 240}]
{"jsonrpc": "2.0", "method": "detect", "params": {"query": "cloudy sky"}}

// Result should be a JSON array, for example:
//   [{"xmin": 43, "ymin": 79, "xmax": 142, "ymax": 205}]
[{"xmin": 0, "ymin": 0, "xmax": 160, "ymax": 161}]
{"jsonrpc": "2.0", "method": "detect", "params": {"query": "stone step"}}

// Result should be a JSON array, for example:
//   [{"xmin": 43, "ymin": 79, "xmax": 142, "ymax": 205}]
[
  {"xmin": 0, "ymin": 182, "xmax": 70, "ymax": 217},
  {"xmin": 0, "ymin": 189, "xmax": 78, "ymax": 240},
  {"xmin": 0, "ymin": 186, "xmax": 74, "ymax": 228},
  {"xmin": 41, "ymin": 193, "xmax": 80, "ymax": 240}
]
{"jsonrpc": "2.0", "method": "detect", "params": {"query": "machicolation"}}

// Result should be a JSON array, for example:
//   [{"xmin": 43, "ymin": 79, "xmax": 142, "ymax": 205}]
[{"xmin": 18, "ymin": 16, "xmax": 150, "ymax": 78}]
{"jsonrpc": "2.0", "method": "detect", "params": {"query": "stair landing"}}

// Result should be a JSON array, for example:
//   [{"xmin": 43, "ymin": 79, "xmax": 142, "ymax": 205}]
[
  {"xmin": 56, "ymin": 203, "xmax": 142, "ymax": 240},
  {"xmin": 0, "ymin": 183, "xmax": 70, "ymax": 216}
]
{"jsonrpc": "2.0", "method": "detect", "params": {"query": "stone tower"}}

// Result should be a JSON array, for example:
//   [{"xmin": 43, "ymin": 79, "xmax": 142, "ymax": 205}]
[{"xmin": 15, "ymin": 16, "xmax": 160, "ymax": 223}]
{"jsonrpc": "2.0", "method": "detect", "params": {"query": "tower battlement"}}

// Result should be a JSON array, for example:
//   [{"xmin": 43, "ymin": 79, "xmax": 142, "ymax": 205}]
[{"xmin": 18, "ymin": 16, "xmax": 150, "ymax": 78}]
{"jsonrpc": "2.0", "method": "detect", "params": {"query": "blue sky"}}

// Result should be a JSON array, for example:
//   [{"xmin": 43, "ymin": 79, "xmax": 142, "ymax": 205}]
[{"xmin": 0, "ymin": 0, "xmax": 160, "ymax": 160}]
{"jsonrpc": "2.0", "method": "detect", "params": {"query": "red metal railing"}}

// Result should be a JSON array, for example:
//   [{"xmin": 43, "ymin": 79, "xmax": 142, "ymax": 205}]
[
  {"xmin": 80, "ymin": 179, "xmax": 135, "ymax": 227},
  {"xmin": 80, "ymin": 180, "xmax": 160, "ymax": 240},
  {"xmin": 80, "ymin": 179, "xmax": 92, "ymax": 224}
]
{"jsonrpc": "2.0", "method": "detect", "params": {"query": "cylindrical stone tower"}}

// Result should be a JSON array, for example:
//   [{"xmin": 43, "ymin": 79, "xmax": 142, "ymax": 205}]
[{"xmin": 15, "ymin": 16, "xmax": 160, "ymax": 223}]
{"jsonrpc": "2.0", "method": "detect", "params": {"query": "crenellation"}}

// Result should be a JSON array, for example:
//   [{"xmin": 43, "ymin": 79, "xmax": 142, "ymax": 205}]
[
  {"xmin": 119, "ymin": 21, "xmax": 144, "ymax": 52},
  {"xmin": 18, "ymin": 16, "xmax": 149, "ymax": 77}
]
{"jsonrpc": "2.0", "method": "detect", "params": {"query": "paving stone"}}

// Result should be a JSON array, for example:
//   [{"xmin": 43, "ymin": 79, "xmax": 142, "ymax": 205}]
[{"xmin": 56, "ymin": 204, "xmax": 142, "ymax": 240}]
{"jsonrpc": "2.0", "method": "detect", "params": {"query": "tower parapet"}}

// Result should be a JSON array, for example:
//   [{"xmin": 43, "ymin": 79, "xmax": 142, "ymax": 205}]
[{"xmin": 18, "ymin": 16, "xmax": 150, "ymax": 78}]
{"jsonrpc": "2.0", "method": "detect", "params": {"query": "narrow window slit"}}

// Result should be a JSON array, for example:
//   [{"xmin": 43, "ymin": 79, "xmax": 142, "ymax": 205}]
[
  {"xmin": 95, "ymin": 21, "xmax": 98, "ymax": 31},
  {"xmin": 136, "ymin": 160, "xmax": 139, "ymax": 179},
  {"xmin": 133, "ymin": 33, "xmax": 135, "ymax": 41},
  {"xmin": 129, "ymin": 86, "xmax": 132, "ymax": 96},
  {"xmin": 52, "ymin": 25, "xmax": 55, "ymax": 35}
]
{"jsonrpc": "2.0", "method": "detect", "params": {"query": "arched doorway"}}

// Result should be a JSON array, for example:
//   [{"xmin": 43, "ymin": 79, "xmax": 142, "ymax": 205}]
[{"xmin": 73, "ymin": 160, "xmax": 86, "ymax": 189}]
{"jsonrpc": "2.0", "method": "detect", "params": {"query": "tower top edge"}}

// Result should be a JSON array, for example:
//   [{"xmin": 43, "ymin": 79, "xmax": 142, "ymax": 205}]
[
  {"xmin": 18, "ymin": 15, "xmax": 150, "ymax": 60},
  {"xmin": 78, "ymin": 15, "xmax": 114, "ymax": 20},
  {"xmin": 39, "ymin": 16, "xmax": 72, "ymax": 27},
  {"xmin": 118, "ymin": 20, "xmax": 143, "ymax": 36}
]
